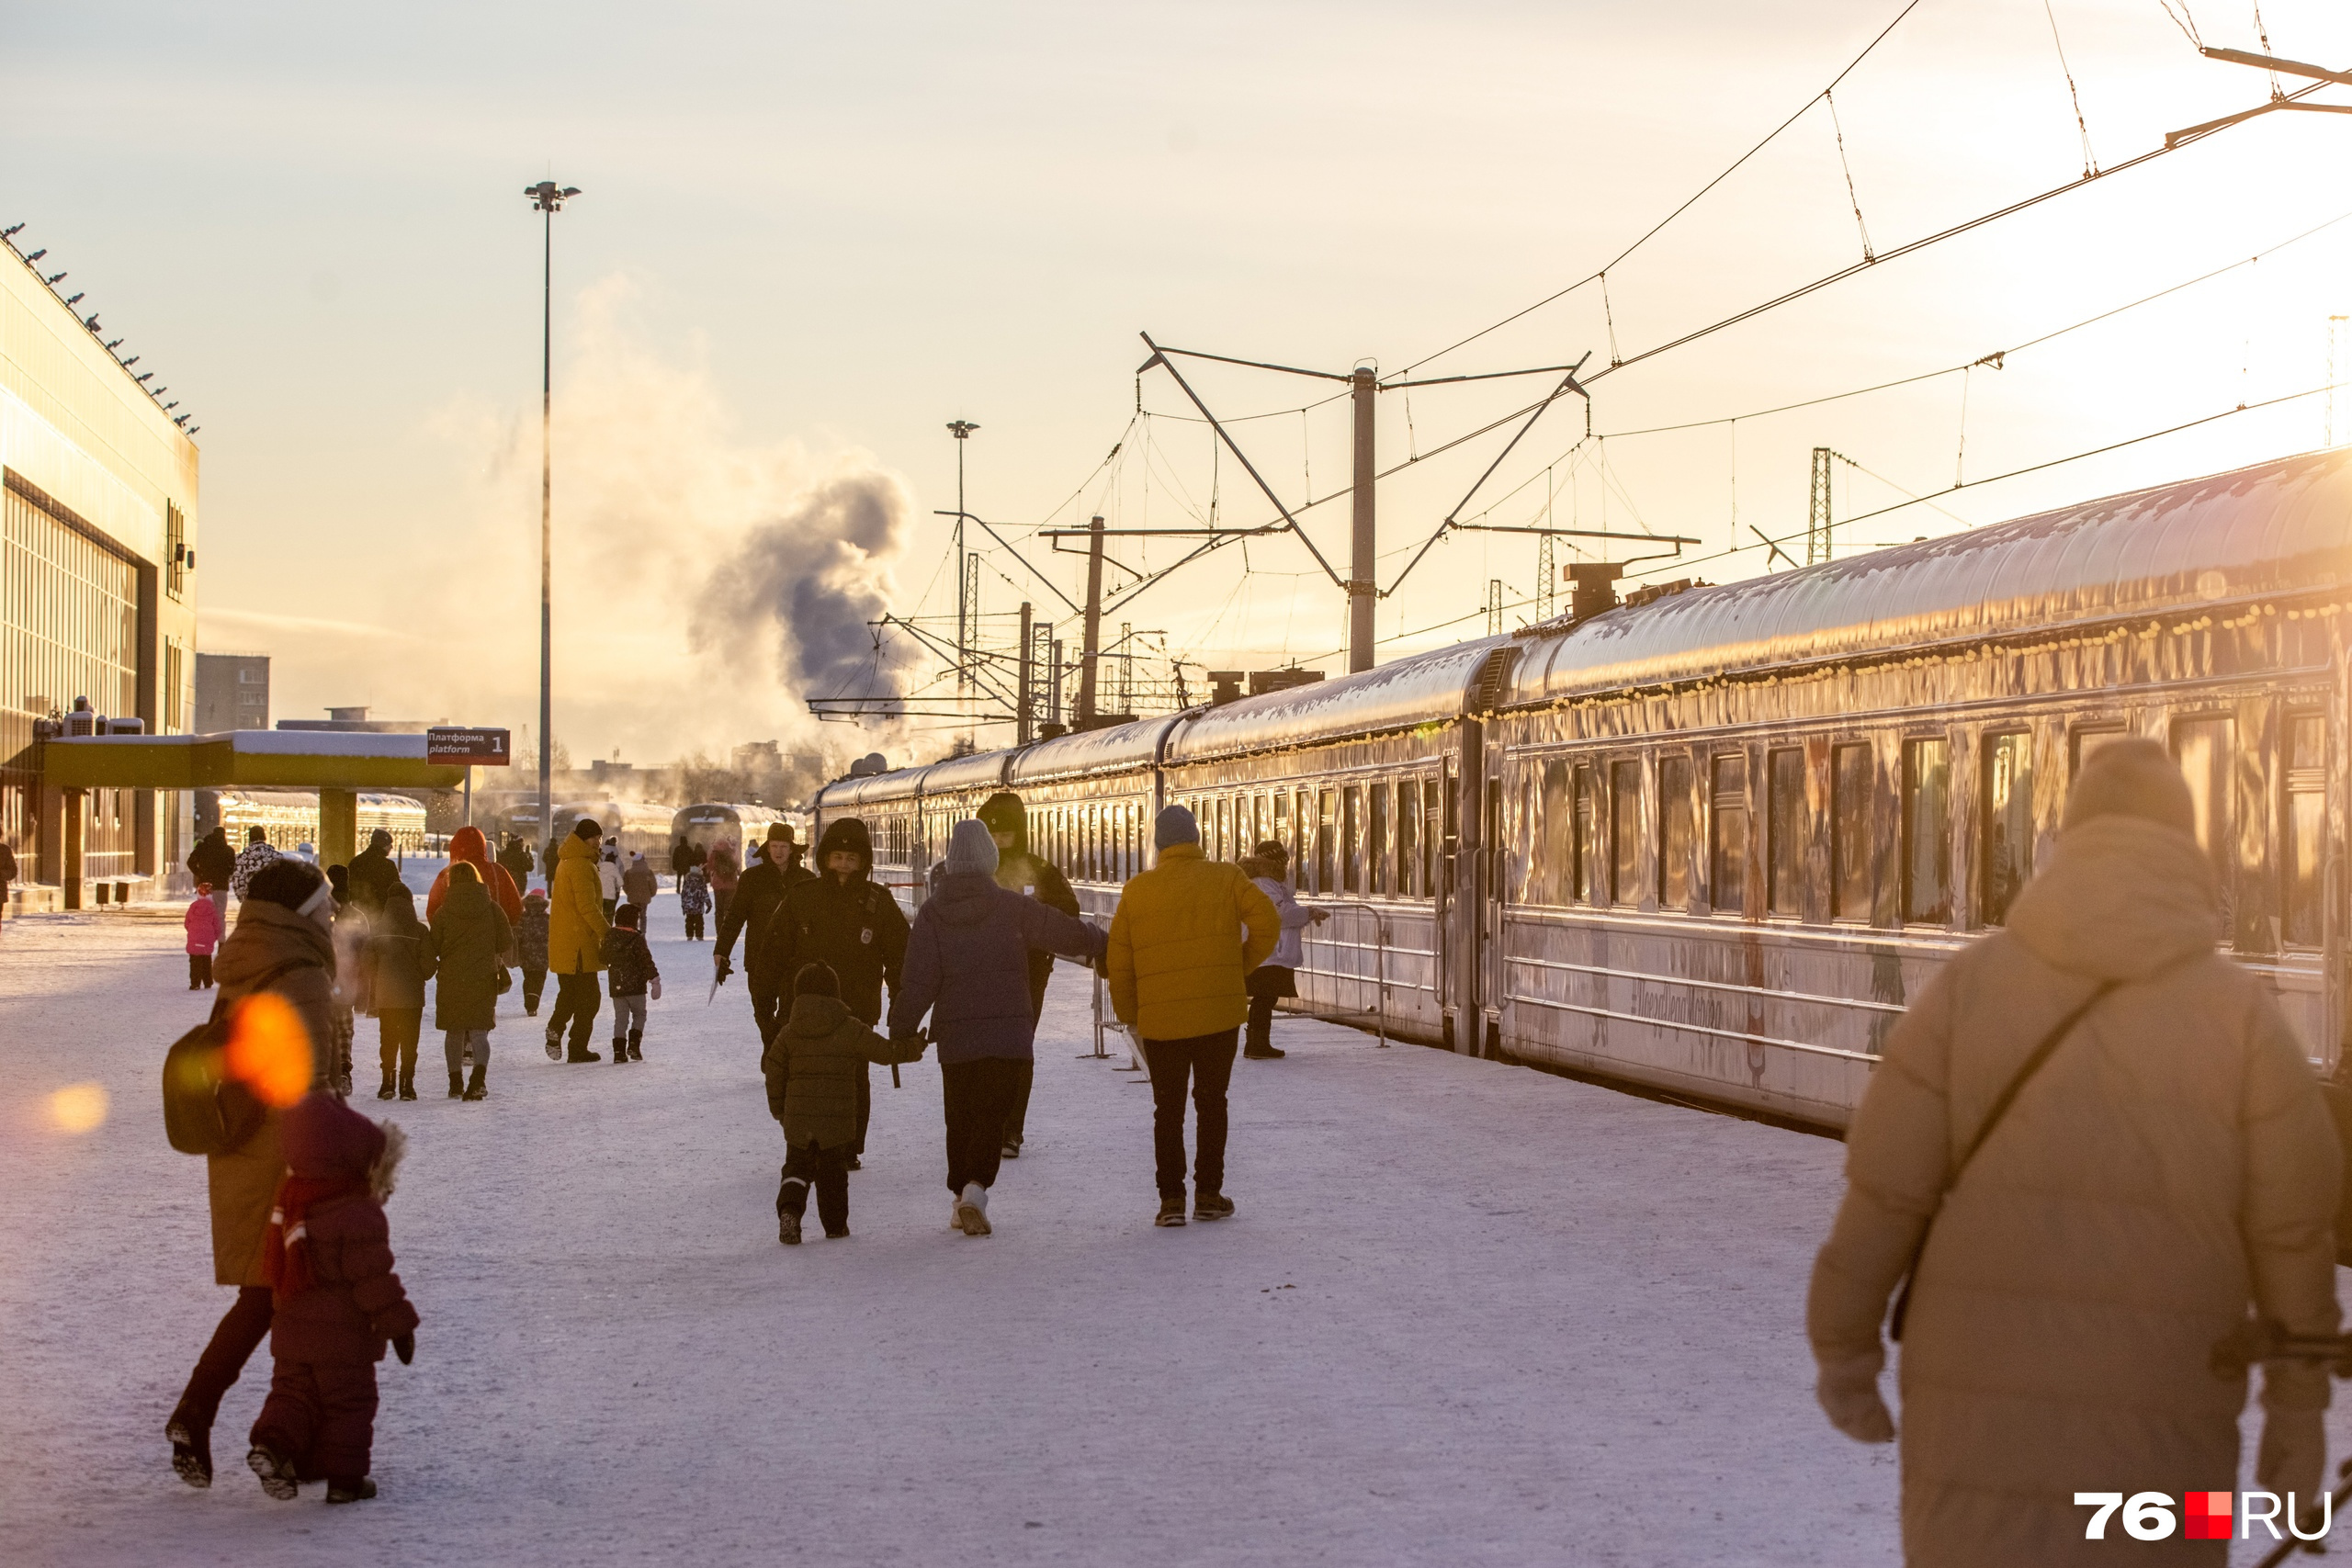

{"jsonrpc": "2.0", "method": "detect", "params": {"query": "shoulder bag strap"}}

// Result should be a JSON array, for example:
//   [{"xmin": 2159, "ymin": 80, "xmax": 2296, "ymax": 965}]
[{"xmin": 1888, "ymin": 976, "xmax": 2120, "ymax": 1340}]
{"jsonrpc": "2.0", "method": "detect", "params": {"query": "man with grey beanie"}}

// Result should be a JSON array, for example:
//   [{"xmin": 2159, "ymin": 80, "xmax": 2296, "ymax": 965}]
[
  {"xmin": 891, "ymin": 819, "xmax": 1105, "ymax": 1235},
  {"xmin": 1106, "ymin": 804, "xmax": 1279, "ymax": 1228}
]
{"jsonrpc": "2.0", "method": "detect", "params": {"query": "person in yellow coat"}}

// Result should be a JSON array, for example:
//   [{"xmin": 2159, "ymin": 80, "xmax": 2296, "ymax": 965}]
[
  {"xmin": 1107, "ymin": 805, "xmax": 1278, "ymax": 1229},
  {"xmin": 544, "ymin": 819, "xmax": 610, "ymax": 1063}
]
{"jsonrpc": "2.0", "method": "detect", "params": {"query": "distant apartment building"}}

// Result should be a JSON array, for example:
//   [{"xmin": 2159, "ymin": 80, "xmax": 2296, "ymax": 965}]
[
  {"xmin": 1, "ymin": 227, "xmax": 201, "ymax": 886},
  {"xmin": 195, "ymin": 652, "xmax": 269, "ymax": 731}
]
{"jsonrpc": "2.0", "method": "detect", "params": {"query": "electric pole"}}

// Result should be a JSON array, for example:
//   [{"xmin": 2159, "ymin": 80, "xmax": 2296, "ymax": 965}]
[
  {"xmin": 1807, "ymin": 446, "xmax": 1833, "ymax": 566},
  {"xmin": 1076, "ymin": 514, "xmax": 1106, "ymax": 727},
  {"xmin": 1349, "ymin": 363, "xmax": 1377, "ymax": 672},
  {"xmin": 947, "ymin": 420, "xmax": 979, "ymax": 697},
  {"xmin": 1016, "ymin": 602, "xmax": 1035, "ymax": 744},
  {"xmin": 524, "ymin": 177, "xmax": 579, "ymax": 865}
]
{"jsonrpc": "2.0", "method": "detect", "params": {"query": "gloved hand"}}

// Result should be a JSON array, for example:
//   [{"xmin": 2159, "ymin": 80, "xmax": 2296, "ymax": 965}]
[
  {"xmin": 1816, "ymin": 1355, "xmax": 1894, "ymax": 1444},
  {"xmin": 2258, "ymin": 1404, "xmax": 2325, "ymax": 1523},
  {"xmin": 392, "ymin": 1332, "xmax": 415, "ymax": 1366}
]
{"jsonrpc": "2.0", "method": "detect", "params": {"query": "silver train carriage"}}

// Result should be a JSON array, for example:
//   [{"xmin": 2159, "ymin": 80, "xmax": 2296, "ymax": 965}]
[
  {"xmin": 549, "ymin": 800, "xmax": 680, "ymax": 863},
  {"xmin": 815, "ymin": 448, "xmax": 2352, "ymax": 1132},
  {"xmin": 670, "ymin": 802, "xmax": 807, "ymax": 868},
  {"xmin": 207, "ymin": 789, "xmax": 432, "ymax": 858}
]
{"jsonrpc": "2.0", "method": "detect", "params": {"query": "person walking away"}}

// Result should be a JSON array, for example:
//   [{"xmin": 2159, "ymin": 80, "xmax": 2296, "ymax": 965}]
[
  {"xmin": 498, "ymin": 833, "xmax": 536, "ymax": 897},
  {"xmin": 515, "ymin": 887, "xmax": 550, "ymax": 1014},
  {"xmin": 622, "ymin": 851, "xmax": 656, "ymax": 918},
  {"xmin": 601, "ymin": 905, "xmax": 661, "ymax": 1063},
  {"xmin": 362, "ymin": 887, "xmax": 431, "ymax": 1101},
  {"xmin": 678, "ymin": 863, "xmax": 710, "ymax": 942},
  {"xmin": 717, "ymin": 823, "xmax": 815, "ymax": 1054},
  {"xmin": 1107, "ymin": 806, "xmax": 1278, "ymax": 1228},
  {"xmin": 597, "ymin": 841, "xmax": 623, "ymax": 920},
  {"xmin": 230, "ymin": 827, "xmax": 281, "ymax": 904},
  {"xmin": 765, "ymin": 963, "xmax": 926, "ymax": 1243},
  {"xmin": 757, "ymin": 818, "xmax": 908, "ymax": 1168},
  {"xmin": 975, "ymin": 791, "xmax": 1080, "ymax": 1159},
  {"xmin": 345, "ymin": 829, "xmax": 404, "ymax": 915},
  {"xmin": 426, "ymin": 825, "xmax": 523, "ymax": 925},
  {"xmin": 1243, "ymin": 841, "xmax": 1325, "ymax": 1059},
  {"xmin": 323, "ymin": 867, "xmax": 370, "ymax": 1099},
  {"xmin": 707, "ymin": 844, "xmax": 740, "ymax": 941},
  {"xmin": 1807, "ymin": 739, "xmax": 2341, "ymax": 1564},
  {"xmin": 167, "ymin": 857, "xmax": 337, "ymax": 1490},
  {"xmin": 187, "ymin": 824, "xmax": 235, "ymax": 919},
  {"xmin": 545, "ymin": 819, "xmax": 609, "ymax": 1062},
  {"xmin": 669, "ymin": 836, "xmax": 695, "ymax": 879},
  {"xmin": 425, "ymin": 861, "xmax": 513, "ymax": 1100},
  {"xmin": 245, "ymin": 1091, "xmax": 419, "ymax": 1505},
  {"xmin": 186, "ymin": 882, "xmax": 224, "ymax": 988},
  {"xmin": 891, "ymin": 820, "xmax": 1104, "ymax": 1236}
]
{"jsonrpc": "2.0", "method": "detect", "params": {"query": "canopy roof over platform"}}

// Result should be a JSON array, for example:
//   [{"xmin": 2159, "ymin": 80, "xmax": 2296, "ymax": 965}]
[{"xmin": 44, "ymin": 730, "xmax": 467, "ymax": 791}]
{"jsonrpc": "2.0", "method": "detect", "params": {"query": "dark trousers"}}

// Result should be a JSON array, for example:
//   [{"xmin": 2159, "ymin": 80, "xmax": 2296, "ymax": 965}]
[
  {"xmin": 175, "ymin": 1284, "xmax": 273, "ymax": 1428},
  {"xmin": 521, "ymin": 964, "xmax": 546, "ymax": 1013},
  {"xmin": 188, "ymin": 953, "xmax": 214, "ymax": 988},
  {"xmin": 778, "ymin": 1143, "xmax": 851, "ymax": 1235},
  {"xmin": 750, "ymin": 976, "xmax": 784, "ymax": 1048},
  {"xmin": 855, "ymin": 1070, "xmax": 871, "ymax": 1158},
  {"xmin": 1002, "ymin": 975, "xmax": 1047, "ymax": 1146},
  {"xmin": 942, "ymin": 1056, "xmax": 1024, "ymax": 1192},
  {"xmin": 684, "ymin": 911, "xmax": 705, "ymax": 941},
  {"xmin": 1144, "ymin": 1029, "xmax": 1238, "ymax": 1200},
  {"xmin": 1246, "ymin": 991, "xmax": 1278, "ymax": 1054},
  {"xmin": 378, "ymin": 1008, "xmax": 422, "ymax": 1079},
  {"xmin": 548, "ymin": 970, "xmax": 602, "ymax": 1057},
  {"xmin": 252, "ymin": 1356, "xmax": 379, "ymax": 1484}
]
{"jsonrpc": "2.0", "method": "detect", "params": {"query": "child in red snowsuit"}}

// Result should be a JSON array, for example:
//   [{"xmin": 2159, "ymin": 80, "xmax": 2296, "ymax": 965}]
[
  {"xmin": 184, "ymin": 884, "xmax": 222, "ymax": 989},
  {"xmin": 246, "ymin": 1092, "xmax": 419, "ymax": 1504}
]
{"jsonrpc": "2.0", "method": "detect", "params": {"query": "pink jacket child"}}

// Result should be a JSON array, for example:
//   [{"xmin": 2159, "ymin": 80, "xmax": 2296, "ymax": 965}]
[
  {"xmin": 246, "ymin": 1092, "xmax": 419, "ymax": 1506},
  {"xmin": 185, "ymin": 886, "xmax": 223, "ymax": 990}
]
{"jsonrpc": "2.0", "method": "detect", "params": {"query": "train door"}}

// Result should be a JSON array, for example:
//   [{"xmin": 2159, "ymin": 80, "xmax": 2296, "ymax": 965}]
[{"xmin": 1480, "ymin": 774, "xmax": 1506, "ymax": 1057}]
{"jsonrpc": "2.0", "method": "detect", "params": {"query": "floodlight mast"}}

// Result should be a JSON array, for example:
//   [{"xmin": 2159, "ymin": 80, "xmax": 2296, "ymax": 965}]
[{"xmin": 524, "ymin": 178, "xmax": 579, "ymax": 858}]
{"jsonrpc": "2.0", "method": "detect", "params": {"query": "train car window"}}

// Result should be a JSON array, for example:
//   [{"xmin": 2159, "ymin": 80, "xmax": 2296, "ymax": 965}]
[
  {"xmin": 1342, "ymin": 785, "xmax": 1363, "ymax": 893},
  {"xmin": 1981, "ymin": 732, "xmax": 2034, "ymax": 926},
  {"xmin": 1573, "ymin": 766, "xmax": 1599, "ymax": 904},
  {"xmin": 1658, "ymin": 754, "xmax": 1693, "ymax": 910},
  {"xmin": 1397, "ymin": 780, "xmax": 1421, "ymax": 898},
  {"xmin": 2072, "ymin": 728, "xmax": 2129, "ymax": 777},
  {"xmin": 1768, "ymin": 749, "xmax": 1805, "ymax": 917},
  {"xmin": 2170, "ymin": 716, "xmax": 2233, "ymax": 877},
  {"xmin": 1316, "ymin": 789, "xmax": 1337, "ymax": 893},
  {"xmin": 1710, "ymin": 754, "xmax": 1747, "ymax": 916},
  {"xmin": 1369, "ymin": 782, "xmax": 1390, "ymax": 897},
  {"xmin": 1831, "ymin": 744, "xmax": 1873, "ymax": 920},
  {"xmin": 1272, "ymin": 792, "xmax": 1291, "ymax": 876},
  {"xmin": 1903, "ymin": 738, "xmax": 1952, "ymax": 925},
  {"xmin": 2286, "ymin": 713, "xmax": 2325, "ymax": 946},
  {"xmin": 1536, "ymin": 759, "xmax": 1570, "ymax": 907},
  {"xmin": 1611, "ymin": 760, "xmax": 1642, "ymax": 905}
]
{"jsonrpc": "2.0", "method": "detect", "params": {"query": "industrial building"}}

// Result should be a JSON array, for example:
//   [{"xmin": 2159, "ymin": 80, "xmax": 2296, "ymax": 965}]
[
  {"xmin": 1, "ymin": 228, "xmax": 200, "ymax": 905},
  {"xmin": 193, "ymin": 651, "xmax": 267, "ymax": 731}
]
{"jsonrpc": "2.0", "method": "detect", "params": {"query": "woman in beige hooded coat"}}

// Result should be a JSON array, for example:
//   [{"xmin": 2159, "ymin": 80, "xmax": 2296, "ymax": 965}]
[{"xmin": 1808, "ymin": 739, "xmax": 2340, "ymax": 1564}]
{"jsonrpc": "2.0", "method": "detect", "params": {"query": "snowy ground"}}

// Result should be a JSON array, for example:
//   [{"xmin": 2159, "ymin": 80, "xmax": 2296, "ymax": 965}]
[{"xmin": 1, "ymin": 875, "xmax": 2341, "ymax": 1565}]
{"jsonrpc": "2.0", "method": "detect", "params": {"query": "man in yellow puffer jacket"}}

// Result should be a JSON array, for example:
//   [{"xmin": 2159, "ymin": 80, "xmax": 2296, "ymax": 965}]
[
  {"xmin": 1108, "ymin": 804, "xmax": 1279, "ymax": 1229},
  {"xmin": 545, "ymin": 821, "xmax": 610, "ymax": 1063}
]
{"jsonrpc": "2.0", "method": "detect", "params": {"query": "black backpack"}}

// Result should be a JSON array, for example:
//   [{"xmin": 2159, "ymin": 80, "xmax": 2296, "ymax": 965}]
[{"xmin": 162, "ymin": 959, "xmax": 311, "ymax": 1156}]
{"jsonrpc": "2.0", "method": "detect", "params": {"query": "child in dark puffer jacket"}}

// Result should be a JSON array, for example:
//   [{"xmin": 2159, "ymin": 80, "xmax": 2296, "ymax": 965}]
[
  {"xmin": 599, "ymin": 905, "xmax": 661, "ymax": 1064},
  {"xmin": 515, "ymin": 889, "xmax": 550, "ymax": 1016},
  {"xmin": 762, "ymin": 963, "xmax": 925, "ymax": 1244},
  {"xmin": 246, "ymin": 1093, "xmax": 419, "ymax": 1505}
]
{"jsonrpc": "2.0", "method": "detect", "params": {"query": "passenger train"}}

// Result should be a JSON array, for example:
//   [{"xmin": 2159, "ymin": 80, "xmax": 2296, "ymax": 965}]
[
  {"xmin": 670, "ymin": 802, "xmax": 803, "ymax": 867},
  {"xmin": 814, "ymin": 449, "xmax": 2352, "ymax": 1133},
  {"xmin": 202, "ymin": 789, "xmax": 431, "ymax": 857}
]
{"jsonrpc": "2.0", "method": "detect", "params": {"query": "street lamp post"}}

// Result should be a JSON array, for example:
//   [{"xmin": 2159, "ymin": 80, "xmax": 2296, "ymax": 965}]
[
  {"xmin": 524, "ymin": 178, "xmax": 578, "ymax": 872},
  {"xmin": 946, "ymin": 419, "xmax": 979, "ymax": 693}
]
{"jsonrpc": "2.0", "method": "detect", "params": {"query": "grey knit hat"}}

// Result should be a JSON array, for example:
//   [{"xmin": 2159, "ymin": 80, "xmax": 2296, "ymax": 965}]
[
  {"xmin": 944, "ymin": 818, "xmax": 1001, "ymax": 876},
  {"xmin": 1154, "ymin": 804, "xmax": 1200, "ymax": 850},
  {"xmin": 2062, "ymin": 737, "xmax": 2197, "ymax": 837}
]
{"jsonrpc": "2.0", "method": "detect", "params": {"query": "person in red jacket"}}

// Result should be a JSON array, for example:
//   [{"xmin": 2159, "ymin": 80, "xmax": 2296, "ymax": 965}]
[
  {"xmin": 424, "ymin": 825, "xmax": 522, "ymax": 925},
  {"xmin": 245, "ymin": 1092, "xmax": 420, "ymax": 1506}
]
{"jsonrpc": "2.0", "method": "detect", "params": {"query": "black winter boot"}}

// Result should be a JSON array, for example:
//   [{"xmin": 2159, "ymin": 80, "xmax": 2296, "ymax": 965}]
[
  {"xmin": 628, "ymin": 1029, "xmax": 643, "ymax": 1062},
  {"xmin": 463, "ymin": 1063, "xmax": 487, "ymax": 1101},
  {"xmin": 376, "ymin": 1069, "xmax": 395, "ymax": 1100},
  {"xmin": 398, "ymin": 1069, "xmax": 417, "ymax": 1101},
  {"xmin": 611, "ymin": 1035, "xmax": 628, "ymax": 1064},
  {"xmin": 166, "ymin": 1407, "xmax": 211, "ymax": 1488},
  {"xmin": 447, "ymin": 1069, "xmax": 464, "ymax": 1099},
  {"xmin": 325, "ymin": 1476, "xmax": 377, "ymax": 1504}
]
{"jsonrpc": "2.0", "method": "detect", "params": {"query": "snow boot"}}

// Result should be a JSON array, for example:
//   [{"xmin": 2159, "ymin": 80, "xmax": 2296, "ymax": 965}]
[
  {"xmin": 1001, "ymin": 1141, "xmax": 1022, "ymax": 1159},
  {"xmin": 1194, "ymin": 1191, "xmax": 1236, "ymax": 1222},
  {"xmin": 246, "ymin": 1443, "xmax": 299, "ymax": 1501},
  {"xmin": 544, "ymin": 1026, "xmax": 562, "ymax": 1062},
  {"xmin": 1155, "ymin": 1195, "xmax": 1188, "ymax": 1228},
  {"xmin": 779, "ymin": 1211, "xmax": 802, "ymax": 1246},
  {"xmin": 447, "ymin": 1069, "xmax": 464, "ymax": 1099},
  {"xmin": 166, "ymin": 1409, "xmax": 211, "ymax": 1489},
  {"xmin": 325, "ymin": 1477, "xmax": 377, "ymax": 1505},
  {"xmin": 611, "ymin": 1035, "xmax": 628, "ymax": 1064},
  {"xmin": 627, "ymin": 1029, "xmax": 643, "ymax": 1062},
  {"xmin": 376, "ymin": 1069, "xmax": 395, "ymax": 1101},
  {"xmin": 398, "ymin": 1069, "xmax": 417, "ymax": 1101},
  {"xmin": 463, "ymin": 1063, "xmax": 488, "ymax": 1101},
  {"xmin": 846, "ymin": 1154, "xmax": 863, "ymax": 1171},
  {"xmin": 955, "ymin": 1182, "xmax": 991, "ymax": 1236},
  {"xmin": 824, "ymin": 1224, "xmax": 850, "ymax": 1240},
  {"xmin": 1243, "ymin": 1043, "xmax": 1285, "ymax": 1059}
]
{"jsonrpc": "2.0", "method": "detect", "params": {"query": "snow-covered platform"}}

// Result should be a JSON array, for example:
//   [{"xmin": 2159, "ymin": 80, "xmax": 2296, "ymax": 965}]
[{"xmin": 0, "ymin": 890, "xmax": 2331, "ymax": 1564}]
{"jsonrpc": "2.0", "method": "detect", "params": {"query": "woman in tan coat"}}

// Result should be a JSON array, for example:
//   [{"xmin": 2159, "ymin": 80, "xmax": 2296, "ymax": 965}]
[
  {"xmin": 168, "ymin": 858, "xmax": 336, "ymax": 1489},
  {"xmin": 1808, "ymin": 739, "xmax": 2340, "ymax": 1563}
]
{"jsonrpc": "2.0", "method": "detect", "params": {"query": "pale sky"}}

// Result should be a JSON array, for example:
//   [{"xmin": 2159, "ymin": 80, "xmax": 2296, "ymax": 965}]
[{"xmin": 6, "ymin": 0, "xmax": 2349, "ymax": 766}]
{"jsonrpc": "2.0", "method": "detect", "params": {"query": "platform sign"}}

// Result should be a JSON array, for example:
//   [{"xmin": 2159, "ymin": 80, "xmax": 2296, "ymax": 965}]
[{"xmin": 427, "ymin": 728, "xmax": 512, "ymax": 765}]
